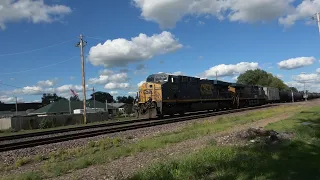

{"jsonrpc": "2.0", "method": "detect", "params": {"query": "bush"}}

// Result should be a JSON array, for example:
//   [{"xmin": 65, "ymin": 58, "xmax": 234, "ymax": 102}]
[{"xmin": 39, "ymin": 118, "xmax": 54, "ymax": 129}]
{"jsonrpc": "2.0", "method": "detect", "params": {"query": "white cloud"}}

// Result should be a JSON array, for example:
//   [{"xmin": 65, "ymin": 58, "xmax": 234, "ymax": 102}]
[
  {"xmin": 198, "ymin": 21, "xmax": 205, "ymax": 25},
  {"xmin": 316, "ymin": 68, "xmax": 320, "ymax": 74},
  {"xmin": 132, "ymin": 0, "xmax": 308, "ymax": 29},
  {"xmin": 170, "ymin": 71, "xmax": 183, "ymax": 75},
  {"xmin": 278, "ymin": 57, "xmax": 315, "ymax": 70},
  {"xmin": 13, "ymin": 86, "xmax": 44, "ymax": 95},
  {"xmin": 0, "ymin": 0, "xmax": 72, "ymax": 29},
  {"xmin": 104, "ymin": 82, "xmax": 129, "ymax": 90},
  {"xmin": 276, "ymin": 74, "xmax": 284, "ymax": 78},
  {"xmin": 56, "ymin": 84, "xmax": 86, "ymax": 94},
  {"xmin": 36, "ymin": 79, "xmax": 57, "ymax": 87},
  {"xmin": 292, "ymin": 73, "xmax": 320, "ymax": 83},
  {"xmin": 0, "ymin": 95, "xmax": 23, "ymax": 103},
  {"xmin": 128, "ymin": 91, "xmax": 137, "ymax": 96},
  {"xmin": 88, "ymin": 31, "xmax": 183, "ymax": 67},
  {"xmin": 137, "ymin": 81, "xmax": 146, "ymax": 87},
  {"xmin": 286, "ymin": 81, "xmax": 320, "ymax": 92},
  {"xmin": 203, "ymin": 62, "xmax": 259, "ymax": 78},
  {"xmin": 88, "ymin": 72, "xmax": 128, "ymax": 85},
  {"xmin": 10, "ymin": 77, "xmax": 14, "ymax": 80},
  {"xmin": 157, "ymin": 71, "xmax": 184, "ymax": 75},
  {"xmin": 279, "ymin": 0, "xmax": 320, "ymax": 27},
  {"xmin": 70, "ymin": 76, "xmax": 75, "ymax": 80},
  {"xmin": 110, "ymin": 91, "xmax": 118, "ymax": 96},
  {"xmin": 232, "ymin": 76, "xmax": 238, "ymax": 81}
]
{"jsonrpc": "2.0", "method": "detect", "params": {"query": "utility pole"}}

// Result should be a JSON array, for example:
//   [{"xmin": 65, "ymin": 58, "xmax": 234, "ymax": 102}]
[
  {"xmin": 215, "ymin": 71, "xmax": 218, "ymax": 81},
  {"xmin": 69, "ymin": 96, "xmax": 71, "ymax": 114},
  {"xmin": 311, "ymin": 12, "xmax": 320, "ymax": 35},
  {"xmin": 76, "ymin": 34, "xmax": 87, "ymax": 124},
  {"xmin": 15, "ymin": 96, "xmax": 18, "ymax": 116},
  {"xmin": 93, "ymin": 87, "xmax": 96, "ymax": 112},
  {"xmin": 317, "ymin": 12, "xmax": 320, "ymax": 35}
]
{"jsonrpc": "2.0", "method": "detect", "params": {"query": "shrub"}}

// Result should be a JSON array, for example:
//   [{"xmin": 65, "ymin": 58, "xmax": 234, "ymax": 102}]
[{"xmin": 39, "ymin": 118, "xmax": 54, "ymax": 129}]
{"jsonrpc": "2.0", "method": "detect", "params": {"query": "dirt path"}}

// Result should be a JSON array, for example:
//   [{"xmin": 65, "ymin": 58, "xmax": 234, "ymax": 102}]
[{"xmin": 51, "ymin": 101, "xmax": 320, "ymax": 180}]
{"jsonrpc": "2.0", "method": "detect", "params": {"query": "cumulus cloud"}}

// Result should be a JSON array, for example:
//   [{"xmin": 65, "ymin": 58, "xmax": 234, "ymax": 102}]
[
  {"xmin": 317, "ymin": 68, "xmax": 320, "ymax": 74},
  {"xmin": 88, "ymin": 31, "xmax": 183, "ymax": 67},
  {"xmin": 128, "ymin": 91, "xmax": 137, "ymax": 96},
  {"xmin": 104, "ymin": 82, "xmax": 129, "ymax": 90},
  {"xmin": 137, "ymin": 81, "xmax": 146, "ymax": 87},
  {"xmin": 279, "ymin": 0, "xmax": 320, "ymax": 27},
  {"xmin": 12, "ymin": 86, "xmax": 44, "ymax": 95},
  {"xmin": 203, "ymin": 62, "xmax": 259, "ymax": 78},
  {"xmin": 88, "ymin": 72, "xmax": 128, "ymax": 85},
  {"xmin": 292, "ymin": 73, "xmax": 320, "ymax": 83},
  {"xmin": 0, "ymin": 0, "xmax": 72, "ymax": 29},
  {"xmin": 276, "ymin": 74, "xmax": 284, "ymax": 78},
  {"xmin": 286, "ymin": 81, "xmax": 320, "ymax": 92},
  {"xmin": 36, "ymin": 78, "xmax": 57, "ymax": 87},
  {"xmin": 0, "ymin": 95, "xmax": 23, "ymax": 103},
  {"xmin": 278, "ymin": 57, "xmax": 315, "ymax": 70},
  {"xmin": 157, "ymin": 71, "xmax": 184, "ymax": 75},
  {"xmin": 110, "ymin": 91, "xmax": 118, "ymax": 96},
  {"xmin": 232, "ymin": 76, "xmax": 238, "ymax": 82},
  {"xmin": 132, "ymin": 0, "xmax": 313, "ymax": 29}
]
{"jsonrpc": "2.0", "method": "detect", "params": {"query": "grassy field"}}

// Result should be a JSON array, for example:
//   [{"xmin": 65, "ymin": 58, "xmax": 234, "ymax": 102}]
[
  {"xmin": 130, "ymin": 106, "xmax": 320, "ymax": 180},
  {"xmin": 0, "ymin": 105, "xmax": 305, "ymax": 180}
]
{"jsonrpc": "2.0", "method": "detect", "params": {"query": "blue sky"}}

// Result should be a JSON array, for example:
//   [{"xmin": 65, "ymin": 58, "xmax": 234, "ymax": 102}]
[{"xmin": 0, "ymin": 0, "xmax": 320, "ymax": 103}]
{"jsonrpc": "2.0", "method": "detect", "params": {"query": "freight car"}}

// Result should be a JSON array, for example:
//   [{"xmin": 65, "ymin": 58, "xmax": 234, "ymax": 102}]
[
  {"xmin": 134, "ymin": 73, "xmax": 320, "ymax": 119},
  {"xmin": 134, "ymin": 73, "xmax": 266, "ymax": 119}
]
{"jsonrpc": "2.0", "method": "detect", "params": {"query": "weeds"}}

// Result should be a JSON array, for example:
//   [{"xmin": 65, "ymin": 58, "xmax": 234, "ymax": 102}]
[
  {"xmin": 2, "ymin": 105, "xmax": 304, "ymax": 179},
  {"xmin": 131, "ymin": 106, "xmax": 320, "ymax": 180}
]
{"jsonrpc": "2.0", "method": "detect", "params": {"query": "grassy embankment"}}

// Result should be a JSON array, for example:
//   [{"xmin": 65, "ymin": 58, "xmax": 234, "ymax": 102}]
[
  {"xmin": 131, "ymin": 106, "xmax": 320, "ymax": 180},
  {"xmin": 1, "ymin": 105, "xmax": 304, "ymax": 180}
]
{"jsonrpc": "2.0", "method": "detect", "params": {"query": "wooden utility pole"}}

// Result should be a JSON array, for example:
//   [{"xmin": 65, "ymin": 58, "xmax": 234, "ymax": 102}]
[
  {"xmin": 15, "ymin": 96, "xmax": 18, "ymax": 116},
  {"xmin": 76, "ymin": 34, "xmax": 87, "ymax": 124}
]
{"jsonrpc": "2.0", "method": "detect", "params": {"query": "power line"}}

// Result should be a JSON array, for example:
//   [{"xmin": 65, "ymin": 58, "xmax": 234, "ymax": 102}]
[
  {"xmin": 0, "ymin": 39, "xmax": 76, "ymax": 57},
  {"xmin": 0, "ymin": 56, "xmax": 77, "ymax": 75},
  {"xmin": 0, "ymin": 82, "xmax": 23, "ymax": 89},
  {"xmin": 86, "ymin": 36, "xmax": 106, "ymax": 41}
]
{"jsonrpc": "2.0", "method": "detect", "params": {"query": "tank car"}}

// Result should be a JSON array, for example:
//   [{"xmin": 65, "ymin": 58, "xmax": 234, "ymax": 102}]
[{"xmin": 133, "ymin": 73, "xmax": 267, "ymax": 119}]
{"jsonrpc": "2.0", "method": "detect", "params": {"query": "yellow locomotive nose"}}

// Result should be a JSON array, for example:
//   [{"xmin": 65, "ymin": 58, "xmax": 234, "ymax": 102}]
[{"xmin": 138, "ymin": 82, "xmax": 162, "ymax": 104}]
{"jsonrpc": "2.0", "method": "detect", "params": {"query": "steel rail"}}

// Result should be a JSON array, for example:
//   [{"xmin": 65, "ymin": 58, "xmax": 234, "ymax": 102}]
[{"xmin": 0, "ymin": 104, "xmax": 277, "ymax": 152}]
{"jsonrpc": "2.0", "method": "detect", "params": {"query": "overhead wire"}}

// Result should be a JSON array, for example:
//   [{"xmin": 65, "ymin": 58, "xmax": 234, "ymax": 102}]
[
  {"xmin": 0, "ymin": 38, "xmax": 76, "ymax": 57},
  {"xmin": 0, "ymin": 56, "xmax": 77, "ymax": 75}
]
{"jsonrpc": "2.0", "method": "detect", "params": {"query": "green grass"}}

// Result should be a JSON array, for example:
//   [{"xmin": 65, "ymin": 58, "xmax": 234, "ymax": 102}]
[
  {"xmin": 1, "ymin": 105, "xmax": 302, "ymax": 180},
  {"xmin": 130, "ymin": 106, "xmax": 320, "ymax": 180}
]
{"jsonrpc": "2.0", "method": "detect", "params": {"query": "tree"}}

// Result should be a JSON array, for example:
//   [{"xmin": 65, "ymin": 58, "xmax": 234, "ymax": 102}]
[
  {"xmin": 116, "ymin": 96, "xmax": 135, "ymax": 104},
  {"xmin": 0, "ymin": 101, "xmax": 4, "ymax": 104},
  {"xmin": 41, "ymin": 93, "xmax": 66, "ymax": 106},
  {"xmin": 70, "ymin": 95, "xmax": 80, "ymax": 101},
  {"xmin": 89, "ymin": 91, "xmax": 114, "ymax": 103},
  {"xmin": 289, "ymin": 87, "xmax": 298, "ymax": 92},
  {"xmin": 237, "ymin": 69, "xmax": 289, "ymax": 90}
]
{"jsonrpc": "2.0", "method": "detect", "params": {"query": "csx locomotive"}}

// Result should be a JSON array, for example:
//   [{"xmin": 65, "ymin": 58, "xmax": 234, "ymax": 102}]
[{"xmin": 133, "ymin": 73, "xmax": 319, "ymax": 119}]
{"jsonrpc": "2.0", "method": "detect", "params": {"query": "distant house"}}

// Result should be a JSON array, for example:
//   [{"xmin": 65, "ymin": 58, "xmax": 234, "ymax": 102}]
[
  {"xmin": 0, "ymin": 102, "xmax": 42, "ymax": 118},
  {"xmin": 108, "ymin": 103, "xmax": 133, "ymax": 114},
  {"xmin": 29, "ymin": 99, "xmax": 117, "ymax": 115}
]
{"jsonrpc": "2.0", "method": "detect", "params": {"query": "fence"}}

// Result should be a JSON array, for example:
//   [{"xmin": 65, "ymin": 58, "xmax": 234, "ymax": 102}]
[{"xmin": 0, "ymin": 112, "xmax": 110, "ymax": 131}]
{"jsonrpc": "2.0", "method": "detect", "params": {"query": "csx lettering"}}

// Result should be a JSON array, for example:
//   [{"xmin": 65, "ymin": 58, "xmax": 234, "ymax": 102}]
[{"xmin": 200, "ymin": 84, "xmax": 213, "ymax": 95}]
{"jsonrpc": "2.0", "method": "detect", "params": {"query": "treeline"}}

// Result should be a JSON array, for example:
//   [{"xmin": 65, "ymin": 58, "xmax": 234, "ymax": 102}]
[
  {"xmin": 237, "ymin": 69, "xmax": 298, "ymax": 92},
  {"xmin": 40, "ymin": 91, "xmax": 136, "ymax": 107}
]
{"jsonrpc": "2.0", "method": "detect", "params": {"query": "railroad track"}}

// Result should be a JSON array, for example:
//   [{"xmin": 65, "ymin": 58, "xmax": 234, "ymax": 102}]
[{"xmin": 0, "ymin": 104, "xmax": 278, "ymax": 152}]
